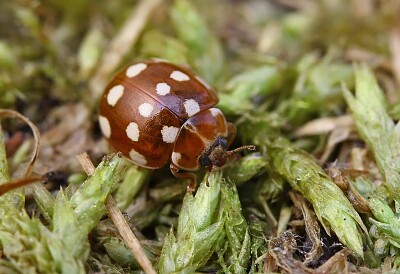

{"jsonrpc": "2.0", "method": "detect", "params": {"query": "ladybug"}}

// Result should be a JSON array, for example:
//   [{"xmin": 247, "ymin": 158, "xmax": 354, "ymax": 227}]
[{"xmin": 99, "ymin": 60, "xmax": 252, "ymax": 189}]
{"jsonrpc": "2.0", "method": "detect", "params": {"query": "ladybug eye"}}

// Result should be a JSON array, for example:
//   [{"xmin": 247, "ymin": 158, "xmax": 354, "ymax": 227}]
[{"xmin": 199, "ymin": 154, "xmax": 211, "ymax": 167}]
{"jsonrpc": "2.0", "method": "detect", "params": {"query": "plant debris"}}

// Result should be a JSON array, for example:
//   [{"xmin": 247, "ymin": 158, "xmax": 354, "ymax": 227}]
[{"xmin": 1, "ymin": 0, "xmax": 400, "ymax": 273}]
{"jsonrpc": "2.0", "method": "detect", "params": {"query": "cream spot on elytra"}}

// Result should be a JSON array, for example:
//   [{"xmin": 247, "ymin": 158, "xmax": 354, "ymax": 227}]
[
  {"xmin": 99, "ymin": 116, "xmax": 111, "ymax": 138},
  {"xmin": 129, "ymin": 149, "xmax": 147, "ymax": 165},
  {"xmin": 107, "ymin": 85, "xmax": 124, "ymax": 106},
  {"xmin": 156, "ymin": 82, "xmax": 171, "ymax": 95},
  {"xmin": 161, "ymin": 126, "xmax": 179, "ymax": 143},
  {"xmin": 170, "ymin": 70, "xmax": 190, "ymax": 81},
  {"xmin": 184, "ymin": 99, "xmax": 200, "ymax": 117},
  {"xmin": 126, "ymin": 122, "xmax": 140, "ymax": 142},
  {"xmin": 172, "ymin": 152, "xmax": 182, "ymax": 164},
  {"xmin": 138, "ymin": 103, "xmax": 153, "ymax": 117},
  {"xmin": 126, "ymin": 63, "xmax": 147, "ymax": 78},
  {"xmin": 209, "ymin": 108, "xmax": 220, "ymax": 117}
]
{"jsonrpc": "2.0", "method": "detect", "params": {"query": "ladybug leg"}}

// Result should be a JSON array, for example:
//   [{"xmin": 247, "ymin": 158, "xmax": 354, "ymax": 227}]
[
  {"xmin": 170, "ymin": 163, "xmax": 197, "ymax": 192},
  {"xmin": 204, "ymin": 165, "xmax": 214, "ymax": 187},
  {"xmin": 187, "ymin": 179, "xmax": 197, "ymax": 192}
]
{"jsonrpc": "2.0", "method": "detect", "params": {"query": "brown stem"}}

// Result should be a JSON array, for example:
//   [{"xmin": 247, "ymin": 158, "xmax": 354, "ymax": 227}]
[
  {"xmin": 105, "ymin": 196, "xmax": 157, "ymax": 274},
  {"xmin": 0, "ymin": 176, "xmax": 43, "ymax": 195}
]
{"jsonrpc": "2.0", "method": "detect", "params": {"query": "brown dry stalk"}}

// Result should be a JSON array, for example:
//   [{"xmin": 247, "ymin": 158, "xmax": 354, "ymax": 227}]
[
  {"xmin": 76, "ymin": 153, "xmax": 96, "ymax": 175},
  {"xmin": 105, "ymin": 195, "xmax": 156, "ymax": 274},
  {"xmin": 0, "ymin": 109, "xmax": 41, "ymax": 195},
  {"xmin": 0, "ymin": 109, "xmax": 40, "ymax": 177},
  {"xmin": 76, "ymin": 153, "xmax": 156, "ymax": 274},
  {"xmin": 0, "ymin": 176, "xmax": 43, "ymax": 195}
]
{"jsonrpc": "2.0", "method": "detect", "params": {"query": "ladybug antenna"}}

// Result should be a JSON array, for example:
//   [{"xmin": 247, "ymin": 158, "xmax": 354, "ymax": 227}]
[{"xmin": 226, "ymin": 145, "xmax": 256, "ymax": 155}]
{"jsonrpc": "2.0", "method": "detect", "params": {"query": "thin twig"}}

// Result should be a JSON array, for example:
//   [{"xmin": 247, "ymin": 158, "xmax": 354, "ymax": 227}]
[
  {"xmin": 0, "ymin": 109, "xmax": 41, "ymax": 195},
  {"xmin": 76, "ymin": 153, "xmax": 96, "ymax": 175},
  {"xmin": 0, "ymin": 109, "xmax": 40, "ymax": 177},
  {"xmin": 0, "ymin": 176, "xmax": 43, "ymax": 195},
  {"xmin": 105, "ymin": 195, "xmax": 157, "ymax": 274},
  {"xmin": 76, "ymin": 152, "xmax": 157, "ymax": 274}
]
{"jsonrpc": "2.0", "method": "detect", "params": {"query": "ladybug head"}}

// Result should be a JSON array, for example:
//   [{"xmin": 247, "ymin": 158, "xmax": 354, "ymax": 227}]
[
  {"xmin": 200, "ymin": 137, "xmax": 229, "ymax": 168},
  {"xmin": 200, "ymin": 138, "xmax": 257, "ymax": 169}
]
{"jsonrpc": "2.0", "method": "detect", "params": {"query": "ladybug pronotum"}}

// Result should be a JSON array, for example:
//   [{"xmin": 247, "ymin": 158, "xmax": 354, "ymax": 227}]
[{"xmin": 99, "ymin": 60, "xmax": 247, "ymax": 189}]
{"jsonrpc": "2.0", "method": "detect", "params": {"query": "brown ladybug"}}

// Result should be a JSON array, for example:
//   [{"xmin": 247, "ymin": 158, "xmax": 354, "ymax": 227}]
[{"xmin": 99, "ymin": 60, "xmax": 253, "ymax": 190}]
